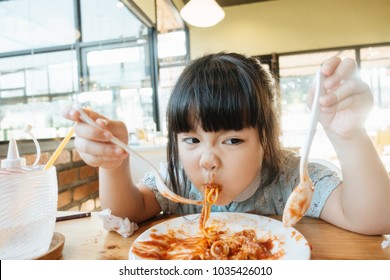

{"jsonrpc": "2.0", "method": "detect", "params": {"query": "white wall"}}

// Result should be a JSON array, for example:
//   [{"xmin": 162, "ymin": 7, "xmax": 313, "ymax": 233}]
[{"xmin": 130, "ymin": 145, "xmax": 167, "ymax": 182}]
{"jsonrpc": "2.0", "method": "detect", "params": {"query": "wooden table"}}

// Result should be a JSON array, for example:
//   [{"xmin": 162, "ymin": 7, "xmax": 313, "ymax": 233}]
[{"xmin": 54, "ymin": 211, "xmax": 390, "ymax": 260}]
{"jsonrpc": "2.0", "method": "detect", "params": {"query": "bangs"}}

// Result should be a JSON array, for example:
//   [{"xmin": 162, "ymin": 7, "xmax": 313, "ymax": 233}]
[
  {"xmin": 168, "ymin": 55, "xmax": 260, "ymax": 133},
  {"xmin": 166, "ymin": 52, "xmax": 284, "ymax": 191}
]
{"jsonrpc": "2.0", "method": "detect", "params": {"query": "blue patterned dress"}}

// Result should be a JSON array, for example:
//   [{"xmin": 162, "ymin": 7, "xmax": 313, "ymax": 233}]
[{"xmin": 140, "ymin": 150, "xmax": 341, "ymax": 218}]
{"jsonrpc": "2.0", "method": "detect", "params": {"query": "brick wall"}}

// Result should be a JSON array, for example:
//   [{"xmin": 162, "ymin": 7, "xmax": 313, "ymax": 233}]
[{"xmin": 0, "ymin": 139, "xmax": 100, "ymax": 212}]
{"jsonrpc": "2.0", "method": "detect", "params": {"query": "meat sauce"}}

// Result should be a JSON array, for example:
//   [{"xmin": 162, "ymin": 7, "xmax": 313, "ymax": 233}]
[{"xmin": 131, "ymin": 229, "xmax": 284, "ymax": 260}]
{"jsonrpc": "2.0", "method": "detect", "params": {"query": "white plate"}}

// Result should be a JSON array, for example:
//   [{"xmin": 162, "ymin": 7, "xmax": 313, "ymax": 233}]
[{"xmin": 129, "ymin": 212, "xmax": 310, "ymax": 260}]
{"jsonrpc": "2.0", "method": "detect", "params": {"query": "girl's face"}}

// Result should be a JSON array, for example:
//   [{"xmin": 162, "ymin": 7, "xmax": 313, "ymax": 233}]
[{"xmin": 177, "ymin": 125, "xmax": 264, "ymax": 205}]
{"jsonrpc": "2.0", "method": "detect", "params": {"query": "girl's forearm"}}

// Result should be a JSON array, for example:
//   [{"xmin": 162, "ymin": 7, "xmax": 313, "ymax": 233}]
[
  {"xmin": 330, "ymin": 130, "xmax": 390, "ymax": 233},
  {"xmin": 98, "ymin": 158, "xmax": 147, "ymax": 222}
]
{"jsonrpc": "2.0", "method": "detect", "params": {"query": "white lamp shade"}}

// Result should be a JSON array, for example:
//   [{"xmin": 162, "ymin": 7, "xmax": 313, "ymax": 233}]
[{"xmin": 180, "ymin": 0, "xmax": 225, "ymax": 28}]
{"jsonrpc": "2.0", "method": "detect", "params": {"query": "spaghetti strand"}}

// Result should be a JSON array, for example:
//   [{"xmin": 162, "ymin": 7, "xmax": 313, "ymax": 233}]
[{"xmin": 199, "ymin": 182, "xmax": 220, "ymax": 238}]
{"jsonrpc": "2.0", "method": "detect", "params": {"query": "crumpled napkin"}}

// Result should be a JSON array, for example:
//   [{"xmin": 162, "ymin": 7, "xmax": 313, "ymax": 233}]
[
  {"xmin": 98, "ymin": 209, "xmax": 138, "ymax": 238},
  {"xmin": 382, "ymin": 234, "xmax": 390, "ymax": 249}
]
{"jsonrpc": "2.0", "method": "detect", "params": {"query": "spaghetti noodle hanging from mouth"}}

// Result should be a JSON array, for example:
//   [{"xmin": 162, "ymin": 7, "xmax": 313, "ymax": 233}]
[{"xmin": 199, "ymin": 182, "xmax": 220, "ymax": 238}]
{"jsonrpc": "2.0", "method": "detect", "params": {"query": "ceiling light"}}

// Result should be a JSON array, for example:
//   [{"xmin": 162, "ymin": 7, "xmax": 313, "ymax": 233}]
[{"xmin": 180, "ymin": 0, "xmax": 225, "ymax": 28}]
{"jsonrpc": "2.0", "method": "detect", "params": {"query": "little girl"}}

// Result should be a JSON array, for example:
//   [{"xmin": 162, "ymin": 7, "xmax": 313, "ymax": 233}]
[{"xmin": 64, "ymin": 52, "xmax": 390, "ymax": 235}]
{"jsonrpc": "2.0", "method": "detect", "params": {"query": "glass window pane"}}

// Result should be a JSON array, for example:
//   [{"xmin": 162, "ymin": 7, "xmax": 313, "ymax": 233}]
[
  {"xmin": 0, "ymin": 50, "xmax": 78, "ymax": 139},
  {"xmin": 279, "ymin": 49, "xmax": 355, "ymax": 117},
  {"xmin": 80, "ymin": 0, "xmax": 146, "ymax": 43},
  {"xmin": 79, "ymin": 43, "xmax": 154, "ymax": 134},
  {"xmin": 158, "ymin": 65, "xmax": 184, "ymax": 135},
  {"xmin": 26, "ymin": 68, "xmax": 49, "ymax": 96},
  {"xmin": 85, "ymin": 45, "xmax": 149, "ymax": 89},
  {"xmin": 49, "ymin": 60, "xmax": 78, "ymax": 94},
  {"xmin": 0, "ymin": 89, "xmax": 25, "ymax": 99},
  {"xmin": 0, "ymin": 96, "xmax": 73, "ymax": 141},
  {"xmin": 0, "ymin": 51, "xmax": 78, "ymax": 96},
  {"xmin": 279, "ymin": 50, "xmax": 356, "ymax": 76},
  {"xmin": 0, "ymin": 0, "xmax": 156, "ymax": 141},
  {"xmin": 360, "ymin": 46, "xmax": 390, "ymax": 108},
  {"xmin": 360, "ymin": 45, "xmax": 390, "ymax": 131},
  {"xmin": 0, "ymin": 71, "xmax": 25, "ymax": 96},
  {"xmin": 278, "ymin": 49, "xmax": 356, "ymax": 161},
  {"xmin": 158, "ymin": 31, "xmax": 187, "ymax": 66},
  {"xmin": 0, "ymin": 0, "xmax": 75, "ymax": 52}
]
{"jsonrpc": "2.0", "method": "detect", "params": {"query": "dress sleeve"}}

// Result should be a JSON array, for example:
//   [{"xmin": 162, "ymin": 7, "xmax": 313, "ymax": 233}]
[
  {"xmin": 139, "ymin": 164, "xmax": 204, "ymax": 215},
  {"xmin": 278, "ymin": 152, "xmax": 342, "ymax": 218},
  {"xmin": 306, "ymin": 161, "xmax": 342, "ymax": 217},
  {"xmin": 139, "ymin": 163, "xmax": 170, "ymax": 213}
]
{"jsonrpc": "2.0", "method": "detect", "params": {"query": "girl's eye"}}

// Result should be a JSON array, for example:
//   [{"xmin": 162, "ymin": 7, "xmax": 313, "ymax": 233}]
[
  {"xmin": 224, "ymin": 138, "xmax": 243, "ymax": 145},
  {"xmin": 183, "ymin": 137, "xmax": 200, "ymax": 144}
]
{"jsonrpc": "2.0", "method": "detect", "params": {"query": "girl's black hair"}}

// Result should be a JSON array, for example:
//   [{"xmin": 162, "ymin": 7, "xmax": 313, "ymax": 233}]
[{"xmin": 166, "ymin": 52, "xmax": 284, "ymax": 197}]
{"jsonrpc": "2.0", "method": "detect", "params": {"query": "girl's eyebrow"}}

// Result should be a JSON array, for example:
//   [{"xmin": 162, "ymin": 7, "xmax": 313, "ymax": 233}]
[{"xmin": 178, "ymin": 130, "xmax": 197, "ymax": 136}]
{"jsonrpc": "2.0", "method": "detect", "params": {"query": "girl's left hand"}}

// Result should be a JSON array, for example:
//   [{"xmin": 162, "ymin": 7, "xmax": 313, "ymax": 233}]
[{"xmin": 308, "ymin": 56, "xmax": 373, "ymax": 140}]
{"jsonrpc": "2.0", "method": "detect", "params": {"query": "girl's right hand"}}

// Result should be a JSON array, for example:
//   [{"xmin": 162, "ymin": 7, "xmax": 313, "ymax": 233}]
[{"xmin": 63, "ymin": 107, "xmax": 129, "ymax": 169}]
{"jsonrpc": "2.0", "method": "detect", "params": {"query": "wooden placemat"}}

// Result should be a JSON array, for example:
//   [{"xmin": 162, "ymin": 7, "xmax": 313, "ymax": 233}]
[{"xmin": 34, "ymin": 232, "xmax": 65, "ymax": 260}]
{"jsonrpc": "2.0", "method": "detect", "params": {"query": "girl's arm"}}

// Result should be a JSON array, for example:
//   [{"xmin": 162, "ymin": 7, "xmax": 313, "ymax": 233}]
[
  {"xmin": 315, "ymin": 57, "xmax": 390, "ymax": 235},
  {"xmin": 98, "ymin": 159, "xmax": 161, "ymax": 222},
  {"xmin": 322, "ymin": 130, "xmax": 390, "ymax": 234},
  {"xmin": 63, "ymin": 108, "xmax": 161, "ymax": 222}
]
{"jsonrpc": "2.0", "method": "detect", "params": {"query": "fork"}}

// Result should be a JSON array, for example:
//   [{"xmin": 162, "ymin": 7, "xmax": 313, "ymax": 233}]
[
  {"xmin": 283, "ymin": 69, "xmax": 325, "ymax": 227},
  {"xmin": 73, "ymin": 104, "xmax": 203, "ymax": 205}
]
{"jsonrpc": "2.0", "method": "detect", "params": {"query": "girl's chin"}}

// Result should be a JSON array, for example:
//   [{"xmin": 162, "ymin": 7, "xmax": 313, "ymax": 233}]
[
  {"xmin": 213, "ymin": 201, "xmax": 231, "ymax": 206},
  {"xmin": 214, "ymin": 196, "xmax": 234, "ymax": 206}
]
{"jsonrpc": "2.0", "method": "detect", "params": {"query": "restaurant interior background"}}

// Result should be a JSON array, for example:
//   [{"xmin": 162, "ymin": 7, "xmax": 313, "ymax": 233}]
[{"xmin": 0, "ymin": 0, "xmax": 389, "ymax": 212}]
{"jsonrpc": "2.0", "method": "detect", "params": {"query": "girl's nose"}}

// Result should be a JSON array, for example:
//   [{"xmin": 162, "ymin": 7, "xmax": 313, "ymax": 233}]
[{"xmin": 199, "ymin": 150, "xmax": 219, "ymax": 171}]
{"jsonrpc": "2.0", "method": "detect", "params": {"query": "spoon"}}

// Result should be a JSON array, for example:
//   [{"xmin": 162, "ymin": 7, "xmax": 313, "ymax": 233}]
[
  {"xmin": 73, "ymin": 104, "xmax": 203, "ymax": 205},
  {"xmin": 283, "ymin": 69, "xmax": 325, "ymax": 227}
]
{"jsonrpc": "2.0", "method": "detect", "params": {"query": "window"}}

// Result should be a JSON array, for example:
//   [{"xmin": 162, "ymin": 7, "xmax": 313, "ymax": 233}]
[
  {"xmin": 158, "ymin": 30, "xmax": 188, "ymax": 66},
  {"xmin": 155, "ymin": 0, "xmax": 189, "ymax": 136},
  {"xmin": 0, "ymin": 51, "xmax": 78, "ymax": 97},
  {"xmin": 0, "ymin": 0, "xmax": 75, "ymax": 52},
  {"xmin": 276, "ymin": 45, "xmax": 390, "ymax": 162},
  {"xmin": 360, "ymin": 46, "xmax": 390, "ymax": 131},
  {"xmin": 0, "ymin": 0, "xmax": 156, "ymax": 141},
  {"xmin": 80, "ymin": 0, "xmax": 144, "ymax": 43},
  {"xmin": 80, "ymin": 42, "xmax": 154, "ymax": 133},
  {"xmin": 0, "ymin": 50, "xmax": 78, "ymax": 139},
  {"xmin": 279, "ymin": 49, "xmax": 356, "ymax": 120}
]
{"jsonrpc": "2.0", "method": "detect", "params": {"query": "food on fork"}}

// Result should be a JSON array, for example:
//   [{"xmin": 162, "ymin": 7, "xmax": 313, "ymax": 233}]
[
  {"xmin": 282, "ymin": 69, "xmax": 324, "ymax": 227},
  {"xmin": 282, "ymin": 169, "xmax": 314, "ymax": 227}
]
